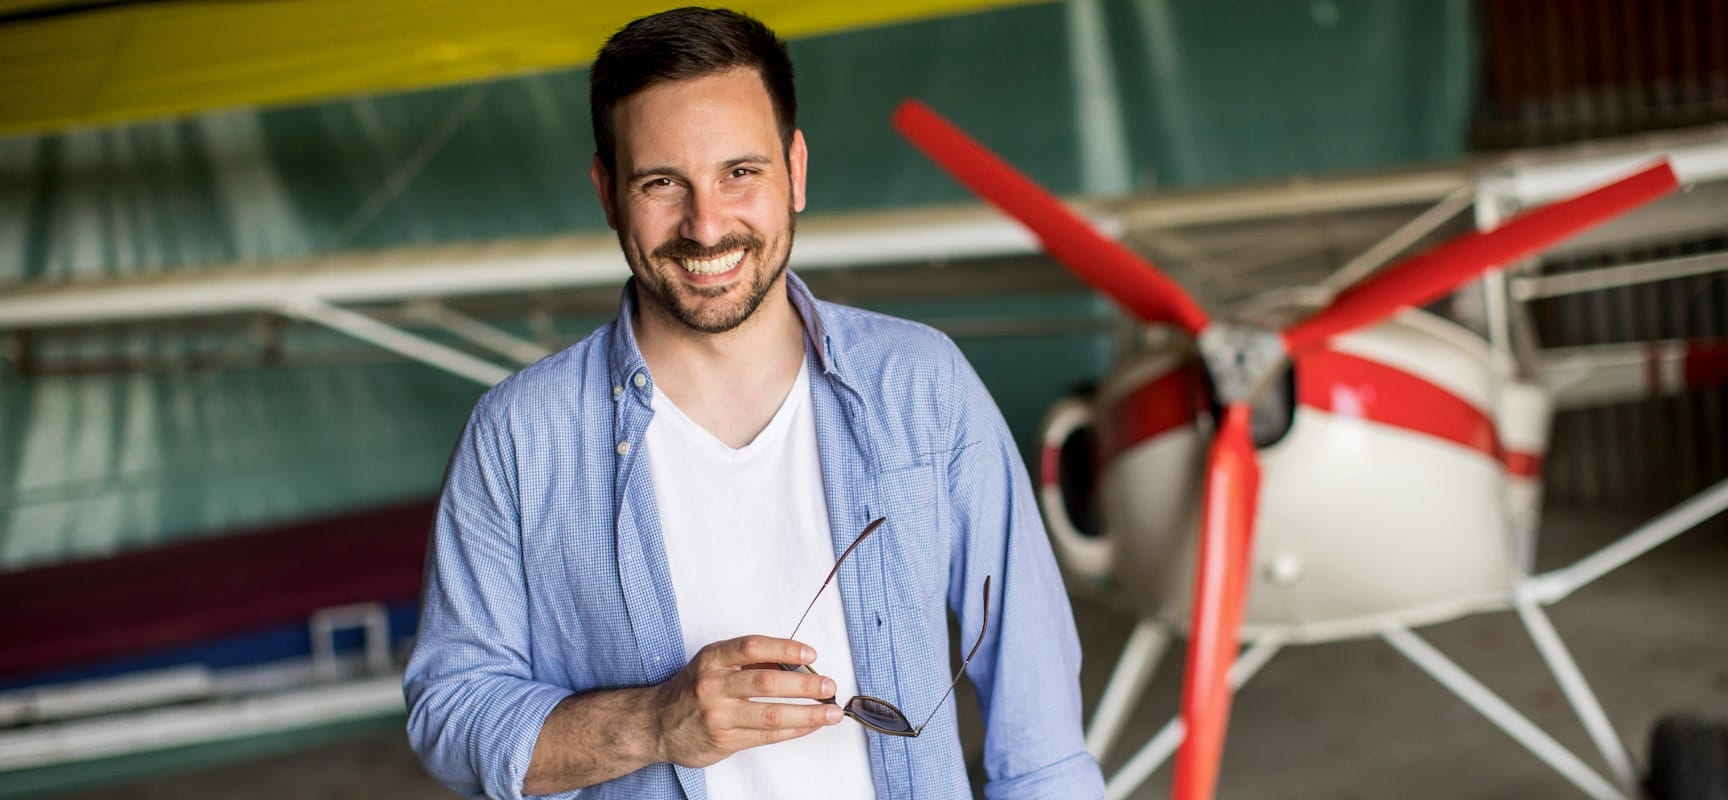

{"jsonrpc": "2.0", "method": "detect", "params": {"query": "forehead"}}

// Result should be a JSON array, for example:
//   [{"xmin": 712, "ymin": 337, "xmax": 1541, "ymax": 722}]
[{"xmin": 612, "ymin": 67, "xmax": 782, "ymax": 169}]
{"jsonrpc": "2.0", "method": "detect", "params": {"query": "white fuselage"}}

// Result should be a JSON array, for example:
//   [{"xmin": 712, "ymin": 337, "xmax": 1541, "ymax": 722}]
[{"xmin": 1047, "ymin": 309, "xmax": 1552, "ymax": 644}]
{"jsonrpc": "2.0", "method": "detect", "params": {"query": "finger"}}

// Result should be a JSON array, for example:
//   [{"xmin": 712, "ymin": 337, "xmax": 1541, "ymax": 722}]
[
  {"xmin": 729, "ymin": 665, "xmax": 836, "ymax": 701},
  {"xmin": 734, "ymin": 701, "xmax": 844, "ymax": 731},
  {"xmin": 707, "ymin": 635, "xmax": 816, "ymax": 668}
]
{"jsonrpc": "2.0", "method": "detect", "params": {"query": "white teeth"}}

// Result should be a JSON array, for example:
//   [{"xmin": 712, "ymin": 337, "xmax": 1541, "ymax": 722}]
[{"xmin": 677, "ymin": 250, "xmax": 745, "ymax": 275}]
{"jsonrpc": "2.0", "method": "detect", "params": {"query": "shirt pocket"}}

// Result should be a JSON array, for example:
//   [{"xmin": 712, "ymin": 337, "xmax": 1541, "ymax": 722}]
[{"xmin": 870, "ymin": 462, "xmax": 949, "ymax": 611}]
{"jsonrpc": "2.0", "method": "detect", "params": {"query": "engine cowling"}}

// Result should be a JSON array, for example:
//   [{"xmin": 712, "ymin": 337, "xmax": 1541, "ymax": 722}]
[{"xmin": 1038, "ymin": 311, "xmax": 1549, "ymax": 644}]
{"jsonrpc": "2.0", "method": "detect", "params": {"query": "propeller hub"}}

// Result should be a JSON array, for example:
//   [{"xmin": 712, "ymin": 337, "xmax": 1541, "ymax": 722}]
[{"xmin": 1197, "ymin": 324, "xmax": 1288, "ymax": 406}]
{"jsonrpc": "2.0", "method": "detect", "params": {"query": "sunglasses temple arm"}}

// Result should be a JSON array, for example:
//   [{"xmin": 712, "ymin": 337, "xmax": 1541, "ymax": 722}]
[
  {"xmin": 788, "ymin": 517, "xmax": 887, "ymax": 641},
  {"xmin": 916, "ymin": 576, "xmax": 991, "ymax": 735},
  {"xmin": 786, "ymin": 586, "xmax": 825, "ymax": 642}
]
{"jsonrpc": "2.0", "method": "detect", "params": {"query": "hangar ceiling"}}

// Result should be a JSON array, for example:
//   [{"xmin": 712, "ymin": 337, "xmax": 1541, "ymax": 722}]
[{"xmin": 0, "ymin": 5, "xmax": 1723, "ymax": 792}]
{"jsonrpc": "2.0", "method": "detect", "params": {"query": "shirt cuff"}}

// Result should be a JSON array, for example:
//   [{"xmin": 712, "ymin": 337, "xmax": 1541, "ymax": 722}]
[{"xmin": 498, "ymin": 683, "xmax": 584, "ymax": 800}]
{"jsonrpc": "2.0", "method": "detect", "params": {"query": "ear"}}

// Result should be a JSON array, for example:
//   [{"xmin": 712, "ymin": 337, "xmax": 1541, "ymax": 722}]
[
  {"xmin": 788, "ymin": 129, "xmax": 808, "ymax": 214},
  {"xmin": 590, "ymin": 154, "xmax": 619, "ymax": 230}
]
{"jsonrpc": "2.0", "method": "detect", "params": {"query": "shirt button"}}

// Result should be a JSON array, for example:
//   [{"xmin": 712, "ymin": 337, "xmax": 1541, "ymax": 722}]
[
  {"xmin": 633, "ymin": 373, "xmax": 647, "ymax": 388},
  {"xmin": 616, "ymin": 441, "xmax": 631, "ymax": 456},
  {"xmin": 612, "ymin": 385, "xmax": 623, "ymax": 399}
]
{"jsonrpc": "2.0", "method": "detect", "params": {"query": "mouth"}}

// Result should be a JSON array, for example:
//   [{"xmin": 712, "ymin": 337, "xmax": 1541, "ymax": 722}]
[{"xmin": 675, "ymin": 249, "xmax": 746, "ymax": 278}]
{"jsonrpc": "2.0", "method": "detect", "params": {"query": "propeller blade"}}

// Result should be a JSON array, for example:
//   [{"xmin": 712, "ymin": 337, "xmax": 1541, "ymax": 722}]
[
  {"xmin": 1172, "ymin": 403, "xmax": 1262, "ymax": 800},
  {"xmin": 892, "ymin": 99, "xmax": 1210, "ymax": 334},
  {"xmin": 1282, "ymin": 161, "xmax": 1678, "ymax": 354}
]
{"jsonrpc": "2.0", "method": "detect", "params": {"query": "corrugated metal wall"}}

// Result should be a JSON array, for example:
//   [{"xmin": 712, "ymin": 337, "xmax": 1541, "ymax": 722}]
[{"xmin": 1473, "ymin": 0, "xmax": 1728, "ymax": 148}]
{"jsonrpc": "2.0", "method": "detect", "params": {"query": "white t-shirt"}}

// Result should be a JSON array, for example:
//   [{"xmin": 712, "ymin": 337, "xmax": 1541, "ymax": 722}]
[{"xmin": 645, "ymin": 361, "xmax": 876, "ymax": 800}]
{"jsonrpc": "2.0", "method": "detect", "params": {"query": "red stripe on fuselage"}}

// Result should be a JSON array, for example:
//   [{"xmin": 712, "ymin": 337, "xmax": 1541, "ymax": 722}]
[
  {"xmin": 1504, "ymin": 451, "xmax": 1543, "ymax": 477},
  {"xmin": 1093, "ymin": 351, "xmax": 1541, "ymax": 477},
  {"xmin": 1298, "ymin": 349, "xmax": 1540, "ymax": 477},
  {"xmin": 1096, "ymin": 365, "xmax": 1207, "ymax": 466}
]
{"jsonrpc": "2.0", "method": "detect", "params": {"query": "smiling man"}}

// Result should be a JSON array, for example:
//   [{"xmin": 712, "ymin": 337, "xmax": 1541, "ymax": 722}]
[{"xmin": 403, "ymin": 8, "xmax": 1102, "ymax": 799}]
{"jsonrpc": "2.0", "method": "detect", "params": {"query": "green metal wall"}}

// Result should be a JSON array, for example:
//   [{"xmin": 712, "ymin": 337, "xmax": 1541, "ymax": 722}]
[
  {"xmin": 0, "ymin": 0, "xmax": 1473, "ymax": 280},
  {"xmin": 0, "ymin": 0, "xmax": 1475, "ymax": 570}
]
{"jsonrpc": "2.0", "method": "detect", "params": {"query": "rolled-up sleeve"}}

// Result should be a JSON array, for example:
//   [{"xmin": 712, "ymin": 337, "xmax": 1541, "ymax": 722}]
[
  {"xmin": 941, "ymin": 340, "xmax": 1106, "ymax": 799},
  {"xmin": 403, "ymin": 401, "xmax": 578, "ymax": 800}
]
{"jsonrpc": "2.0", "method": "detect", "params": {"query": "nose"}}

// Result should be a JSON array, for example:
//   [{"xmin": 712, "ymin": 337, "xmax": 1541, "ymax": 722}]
[{"xmin": 678, "ymin": 184, "xmax": 730, "ymax": 247}]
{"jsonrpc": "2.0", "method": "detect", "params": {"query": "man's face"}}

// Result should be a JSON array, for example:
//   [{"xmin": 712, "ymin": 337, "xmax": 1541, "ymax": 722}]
[{"xmin": 592, "ymin": 67, "xmax": 807, "ymax": 335}]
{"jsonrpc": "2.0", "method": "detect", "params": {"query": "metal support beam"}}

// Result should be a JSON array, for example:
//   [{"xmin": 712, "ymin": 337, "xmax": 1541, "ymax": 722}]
[
  {"xmin": 1510, "ymin": 250, "xmax": 1728, "ymax": 301},
  {"xmin": 1118, "ymin": 168, "xmax": 1467, "ymax": 231},
  {"xmin": 310, "ymin": 603, "xmax": 393, "ymax": 681},
  {"xmin": 1380, "ymin": 626, "xmax": 1627, "ymax": 800},
  {"xmin": 1086, "ymin": 619, "xmax": 1171, "ymax": 761},
  {"xmin": 1067, "ymin": 0, "xmax": 1132, "ymax": 197},
  {"xmin": 1531, "ymin": 476, "xmax": 1728, "ymax": 604},
  {"xmin": 0, "ymin": 675, "xmax": 403, "ymax": 770},
  {"xmin": 1320, "ymin": 184, "xmax": 1474, "ymax": 291},
  {"xmin": 283, "ymin": 295, "xmax": 510, "ymax": 386},
  {"xmin": 0, "ymin": 209, "xmax": 1049, "ymax": 331},
  {"xmin": 403, "ymin": 301, "xmax": 552, "ymax": 365},
  {"xmin": 1471, "ymin": 178, "xmax": 1520, "ymax": 379},
  {"xmin": 1103, "ymin": 633, "xmax": 1285, "ymax": 800},
  {"xmin": 1497, "ymin": 129, "xmax": 1728, "ymax": 205},
  {"xmin": 1514, "ymin": 591, "xmax": 1638, "ymax": 792}
]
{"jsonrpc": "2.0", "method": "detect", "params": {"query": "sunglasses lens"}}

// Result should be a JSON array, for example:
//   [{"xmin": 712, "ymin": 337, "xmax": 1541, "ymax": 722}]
[{"xmin": 847, "ymin": 696, "xmax": 913, "ymax": 734}]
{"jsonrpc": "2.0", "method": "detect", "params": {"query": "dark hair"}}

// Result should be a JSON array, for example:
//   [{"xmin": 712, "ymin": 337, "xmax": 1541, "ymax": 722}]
[{"xmin": 589, "ymin": 7, "xmax": 797, "ymax": 174}]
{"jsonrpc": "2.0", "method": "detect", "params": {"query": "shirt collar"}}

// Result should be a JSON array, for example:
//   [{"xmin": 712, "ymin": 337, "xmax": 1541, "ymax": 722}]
[{"xmin": 607, "ymin": 270, "xmax": 844, "ymax": 392}]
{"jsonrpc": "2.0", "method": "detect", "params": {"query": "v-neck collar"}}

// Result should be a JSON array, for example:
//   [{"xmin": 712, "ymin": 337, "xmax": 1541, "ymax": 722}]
[{"xmin": 649, "ymin": 359, "xmax": 810, "ymax": 460}]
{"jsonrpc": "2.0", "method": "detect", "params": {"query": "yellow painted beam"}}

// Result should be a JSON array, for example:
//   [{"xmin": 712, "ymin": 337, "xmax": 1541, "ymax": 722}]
[{"xmin": 0, "ymin": 0, "xmax": 1045, "ymax": 137}]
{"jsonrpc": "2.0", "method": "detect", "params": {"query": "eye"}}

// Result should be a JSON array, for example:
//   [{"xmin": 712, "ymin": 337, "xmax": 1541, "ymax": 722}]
[
  {"xmin": 639, "ymin": 176, "xmax": 686, "ymax": 199},
  {"xmin": 728, "ymin": 167, "xmax": 759, "ymax": 179}
]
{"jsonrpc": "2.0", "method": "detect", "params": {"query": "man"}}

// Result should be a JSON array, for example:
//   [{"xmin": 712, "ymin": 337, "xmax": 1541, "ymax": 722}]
[{"xmin": 404, "ymin": 8, "xmax": 1101, "ymax": 799}]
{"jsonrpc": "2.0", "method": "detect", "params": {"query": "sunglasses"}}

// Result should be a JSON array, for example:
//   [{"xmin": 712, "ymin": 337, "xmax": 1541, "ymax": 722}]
[{"xmin": 779, "ymin": 517, "xmax": 992, "ymax": 737}]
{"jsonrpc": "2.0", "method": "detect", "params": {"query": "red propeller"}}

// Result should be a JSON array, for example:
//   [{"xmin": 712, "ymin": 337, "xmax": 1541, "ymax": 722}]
[
  {"xmin": 1282, "ymin": 161, "xmax": 1678, "ymax": 354},
  {"xmin": 890, "ymin": 100, "xmax": 1210, "ymax": 335},
  {"xmin": 1173, "ymin": 402, "xmax": 1260, "ymax": 800},
  {"xmin": 891, "ymin": 98, "xmax": 1678, "ymax": 800}
]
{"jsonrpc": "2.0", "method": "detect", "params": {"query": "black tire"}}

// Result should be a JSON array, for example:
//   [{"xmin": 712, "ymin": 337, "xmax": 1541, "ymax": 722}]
[{"xmin": 1648, "ymin": 713, "xmax": 1728, "ymax": 800}]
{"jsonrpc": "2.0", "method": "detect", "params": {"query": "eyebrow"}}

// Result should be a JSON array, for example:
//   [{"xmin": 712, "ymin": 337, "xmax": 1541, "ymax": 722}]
[{"xmin": 626, "ymin": 154, "xmax": 775, "ymax": 184}]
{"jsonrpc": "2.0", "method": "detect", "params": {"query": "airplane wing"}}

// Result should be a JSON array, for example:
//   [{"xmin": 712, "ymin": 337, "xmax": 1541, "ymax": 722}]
[{"xmin": 0, "ymin": 0, "xmax": 1043, "ymax": 137}]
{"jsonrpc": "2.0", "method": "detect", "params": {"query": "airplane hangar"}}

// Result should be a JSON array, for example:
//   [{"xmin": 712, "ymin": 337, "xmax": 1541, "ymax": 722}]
[{"xmin": 1, "ymin": 1, "xmax": 1724, "ymax": 798}]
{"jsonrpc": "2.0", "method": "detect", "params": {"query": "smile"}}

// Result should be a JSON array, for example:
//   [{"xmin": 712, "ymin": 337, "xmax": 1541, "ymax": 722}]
[{"xmin": 676, "ymin": 250, "xmax": 746, "ymax": 276}]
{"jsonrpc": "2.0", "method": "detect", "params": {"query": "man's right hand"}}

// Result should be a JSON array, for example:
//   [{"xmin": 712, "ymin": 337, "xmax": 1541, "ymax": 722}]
[{"xmin": 652, "ymin": 635, "xmax": 843, "ymax": 768}]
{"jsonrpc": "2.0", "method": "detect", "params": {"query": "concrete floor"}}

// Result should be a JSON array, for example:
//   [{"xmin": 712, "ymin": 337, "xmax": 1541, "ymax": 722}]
[{"xmin": 53, "ymin": 501, "xmax": 1728, "ymax": 799}]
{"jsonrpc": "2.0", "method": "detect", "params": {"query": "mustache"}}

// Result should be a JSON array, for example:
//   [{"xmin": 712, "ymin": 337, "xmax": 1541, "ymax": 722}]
[{"xmin": 653, "ymin": 233, "xmax": 762, "ymax": 261}]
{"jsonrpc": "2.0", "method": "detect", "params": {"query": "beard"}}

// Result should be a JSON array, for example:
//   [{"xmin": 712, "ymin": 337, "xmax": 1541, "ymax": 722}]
[{"xmin": 623, "ymin": 212, "xmax": 796, "ymax": 335}]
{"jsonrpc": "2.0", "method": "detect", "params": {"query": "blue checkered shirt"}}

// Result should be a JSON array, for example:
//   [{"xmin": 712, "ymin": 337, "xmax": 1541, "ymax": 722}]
[{"xmin": 404, "ymin": 272, "xmax": 1103, "ymax": 799}]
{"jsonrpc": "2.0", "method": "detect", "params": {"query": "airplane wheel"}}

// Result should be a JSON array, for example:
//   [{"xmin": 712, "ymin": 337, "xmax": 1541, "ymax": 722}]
[{"xmin": 1647, "ymin": 713, "xmax": 1728, "ymax": 800}]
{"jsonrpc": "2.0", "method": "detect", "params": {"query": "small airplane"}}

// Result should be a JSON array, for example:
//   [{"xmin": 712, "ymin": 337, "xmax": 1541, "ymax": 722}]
[{"xmin": 894, "ymin": 100, "xmax": 1728, "ymax": 800}]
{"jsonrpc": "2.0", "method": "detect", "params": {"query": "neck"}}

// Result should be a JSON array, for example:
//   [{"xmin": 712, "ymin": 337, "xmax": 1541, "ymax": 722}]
[{"xmin": 632, "ymin": 276, "xmax": 807, "ymax": 448}]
